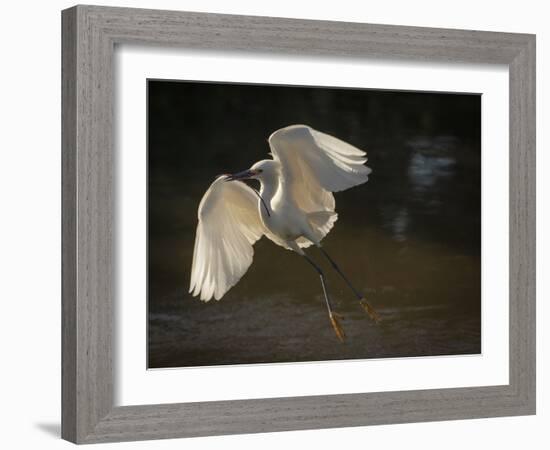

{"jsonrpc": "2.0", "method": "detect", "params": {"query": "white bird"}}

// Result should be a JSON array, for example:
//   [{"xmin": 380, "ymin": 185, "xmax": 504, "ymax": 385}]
[{"xmin": 189, "ymin": 124, "xmax": 379, "ymax": 341}]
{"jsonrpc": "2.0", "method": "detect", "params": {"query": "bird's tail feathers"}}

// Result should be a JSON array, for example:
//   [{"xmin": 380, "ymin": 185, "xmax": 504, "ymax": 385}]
[{"xmin": 298, "ymin": 211, "xmax": 338, "ymax": 247}]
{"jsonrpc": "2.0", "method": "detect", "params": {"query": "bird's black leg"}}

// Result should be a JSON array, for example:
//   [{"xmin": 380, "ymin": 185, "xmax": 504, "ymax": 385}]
[
  {"xmin": 302, "ymin": 253, "xmax": 346, "ymax": 342},
  {"xmin": 318, "ymin": 247, "xmax": 380, "ymax": 323}
]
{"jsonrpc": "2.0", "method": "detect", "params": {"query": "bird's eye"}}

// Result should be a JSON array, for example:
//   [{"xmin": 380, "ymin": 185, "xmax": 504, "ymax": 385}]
[{"xmin": 257, "ymin": 169, "xmax": 263, "ymax": 173}]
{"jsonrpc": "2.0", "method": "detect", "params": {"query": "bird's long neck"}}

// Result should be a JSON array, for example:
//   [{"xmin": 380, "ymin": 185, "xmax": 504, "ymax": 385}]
[{"xmin": 258, "ymin": 174, "xmax": 279, "ymax": 217}]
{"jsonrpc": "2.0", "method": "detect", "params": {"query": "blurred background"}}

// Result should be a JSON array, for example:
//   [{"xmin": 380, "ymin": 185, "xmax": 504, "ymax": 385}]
[{"xmin": 147, "ymin": 80, "xmax": 481, "ymax": 368}]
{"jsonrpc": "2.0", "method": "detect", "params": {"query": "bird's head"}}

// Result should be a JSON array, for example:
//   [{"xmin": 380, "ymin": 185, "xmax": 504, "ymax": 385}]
[{"xmin": 224, "ymin": 160, "xmax": 279, "ymax": 183}]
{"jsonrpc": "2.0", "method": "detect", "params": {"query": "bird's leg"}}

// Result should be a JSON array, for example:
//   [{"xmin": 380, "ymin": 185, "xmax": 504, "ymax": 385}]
[
  {"xmin": 318, "ymin": 247, "xmax": 380, "ymax": 323},
  {"xmin": 302, "ymin": 253, "xmax": 346, "ymax": 342}
]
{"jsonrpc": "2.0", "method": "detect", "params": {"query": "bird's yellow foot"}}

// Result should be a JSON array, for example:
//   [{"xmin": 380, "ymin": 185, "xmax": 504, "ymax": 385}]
[
  {"xmin": 360, "ymin": 298, "xmax": 381, "ymax": 323},
  {"xmin": 329, "ymin": 312, "xmax": 346, "ymax": 343}
]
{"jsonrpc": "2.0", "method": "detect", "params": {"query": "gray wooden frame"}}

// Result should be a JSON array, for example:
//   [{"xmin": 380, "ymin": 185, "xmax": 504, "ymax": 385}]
[{"xmin": 62, "ymin": 4, "xmax": 536, "ymax": 444}]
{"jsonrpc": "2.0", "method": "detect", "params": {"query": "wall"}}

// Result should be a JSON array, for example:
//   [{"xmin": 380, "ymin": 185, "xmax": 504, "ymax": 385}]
[{"xmin": 0, "ymin": 0, "xmax": 546, "ymax": 448}]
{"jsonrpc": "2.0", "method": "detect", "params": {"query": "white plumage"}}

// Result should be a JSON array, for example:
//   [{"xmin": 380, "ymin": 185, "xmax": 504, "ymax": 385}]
[
  {"xmin": 189, "ymin": 124, "xmax": 371, "ymax": 302},
  {"xmin": 189, "ymin": 178, "xmax": 264, "ymax": 300}
]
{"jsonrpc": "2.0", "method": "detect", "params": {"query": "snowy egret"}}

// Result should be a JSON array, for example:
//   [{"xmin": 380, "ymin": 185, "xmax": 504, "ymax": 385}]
[{"xmin": 189, "ymin": 124, "xmax": 378, "ymax": 341}]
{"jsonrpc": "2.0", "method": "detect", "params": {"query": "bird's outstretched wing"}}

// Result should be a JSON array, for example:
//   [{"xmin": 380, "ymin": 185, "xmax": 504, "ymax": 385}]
[
  {"xmin": 268, "ymin": 125, "xmax": 371, "ymax": 213},
  {"xmin": 189, "ymin": 177, "xmax": 264, "ymax": 301}
]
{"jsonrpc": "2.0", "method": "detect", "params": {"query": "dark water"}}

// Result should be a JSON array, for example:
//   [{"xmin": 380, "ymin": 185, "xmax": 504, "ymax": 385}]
[{"xmin": 147, "ymin": 81, "xmax": 481, "ymax": 368}]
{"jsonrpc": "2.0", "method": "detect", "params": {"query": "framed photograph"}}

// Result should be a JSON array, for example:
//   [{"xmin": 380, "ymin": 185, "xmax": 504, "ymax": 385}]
[{"xmin": 62, "ymin": 5, "xmax": 536, "ymax": 444}]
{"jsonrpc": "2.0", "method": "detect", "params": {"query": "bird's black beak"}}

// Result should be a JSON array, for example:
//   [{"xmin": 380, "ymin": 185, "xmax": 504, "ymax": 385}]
[{"xmin": 224, "ymin": 169, "xmax": 255, "ymax": 182}]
